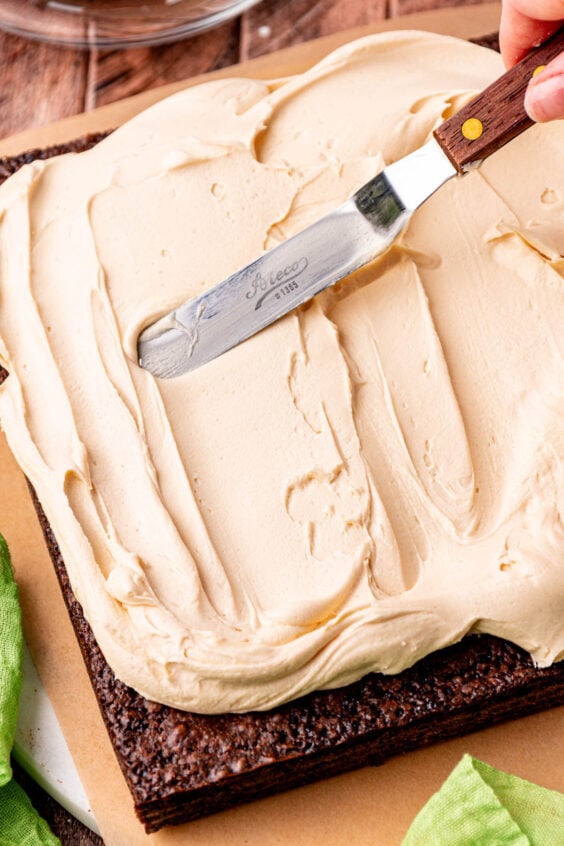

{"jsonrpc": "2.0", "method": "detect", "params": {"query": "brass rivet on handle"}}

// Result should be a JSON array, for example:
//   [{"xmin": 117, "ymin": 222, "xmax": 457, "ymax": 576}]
[
  {"xmin": 461, "ymin": 117, "xmax": 483, "ymax": 141},
  {"xmin": 532, "ymin": 64, "xmax": 546, "ymax": 77}
]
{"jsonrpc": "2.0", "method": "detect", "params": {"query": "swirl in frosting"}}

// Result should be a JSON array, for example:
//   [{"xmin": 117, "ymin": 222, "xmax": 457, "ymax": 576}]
[{"xmin": 0, "ymin": 31, "xmax": 562, "ymax": 712}]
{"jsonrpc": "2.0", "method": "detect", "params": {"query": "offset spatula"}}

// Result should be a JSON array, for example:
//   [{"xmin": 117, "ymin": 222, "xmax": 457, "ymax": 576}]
[{"xmin": 138, "ymin": 28, "xmax": 563, "ymax": 378}]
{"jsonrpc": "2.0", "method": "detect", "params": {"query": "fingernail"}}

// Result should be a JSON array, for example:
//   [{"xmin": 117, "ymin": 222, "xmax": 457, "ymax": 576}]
[{"xmin": 525, "ymin": 72, "xmax": 564, "ymax": 123}]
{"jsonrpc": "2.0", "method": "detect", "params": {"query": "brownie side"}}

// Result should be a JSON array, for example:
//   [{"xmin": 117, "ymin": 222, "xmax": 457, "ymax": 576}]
[
  {"xmin": 3, "ymin": 42, "xmax": 564, "ymax": 832},
  {"xmin": 0, "ymin": 132, "xmax": 112, "ymax": 184},
  {"xmin": 29, "ymin": 486, "xmax": 564, "ymax": 833}
]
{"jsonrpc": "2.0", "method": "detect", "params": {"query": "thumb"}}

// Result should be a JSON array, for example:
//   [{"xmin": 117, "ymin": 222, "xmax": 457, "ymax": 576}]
[{"xmin": 524, "ymin": 51, "xmax": 564, "ymax": 122}]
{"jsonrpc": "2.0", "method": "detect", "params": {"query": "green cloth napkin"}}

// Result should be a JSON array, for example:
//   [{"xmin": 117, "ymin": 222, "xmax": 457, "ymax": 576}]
[
  {"xmin": 403, "ymin": 753, "xmax": 564, "ymax": 846},
  {"xmin": 0, "ymin": 533, "xmax": 60, "ymax": 846}
]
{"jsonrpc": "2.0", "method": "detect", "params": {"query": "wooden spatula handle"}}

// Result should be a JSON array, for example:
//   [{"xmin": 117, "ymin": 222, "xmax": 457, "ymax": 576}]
[{"xmin": 434, "ymin": 27, "xmax": 564, "ymax": 173}]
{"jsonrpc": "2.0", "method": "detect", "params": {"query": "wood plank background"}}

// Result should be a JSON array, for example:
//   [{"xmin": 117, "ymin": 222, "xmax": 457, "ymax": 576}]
[
  {"xmin": 0, "ymin": 0, "xmax": 491, "ymax": 141},
  {"xmin": 1, "ymin": 0, "xmax": 496, "ymax": 842}
]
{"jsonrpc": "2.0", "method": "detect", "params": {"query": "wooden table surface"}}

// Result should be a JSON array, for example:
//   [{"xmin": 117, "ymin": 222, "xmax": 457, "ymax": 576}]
[
  {"xmin": 2, "ymin": 1, "xmax": 496, "ymax": 843},
  {"xmin": 0, "ymin": 0, "xmax": 494, "ymax": 141}
]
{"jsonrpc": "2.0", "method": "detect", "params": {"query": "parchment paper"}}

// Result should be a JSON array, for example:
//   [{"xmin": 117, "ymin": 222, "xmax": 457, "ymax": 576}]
[{"xmin": 1, "ymin": 4, "xmax": 562, "ymax": 843}]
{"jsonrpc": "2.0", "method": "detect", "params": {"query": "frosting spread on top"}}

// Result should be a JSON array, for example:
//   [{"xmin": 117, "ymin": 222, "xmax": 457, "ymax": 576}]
[{"xmin": 0, "ymin": 31, "xmax": 562, "ymax": 713}]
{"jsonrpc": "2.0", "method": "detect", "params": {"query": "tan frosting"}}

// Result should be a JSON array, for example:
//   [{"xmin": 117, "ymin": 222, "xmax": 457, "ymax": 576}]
[{"xmin": 0, "ymin": 31, "xmax": 563, "ymax": 713}]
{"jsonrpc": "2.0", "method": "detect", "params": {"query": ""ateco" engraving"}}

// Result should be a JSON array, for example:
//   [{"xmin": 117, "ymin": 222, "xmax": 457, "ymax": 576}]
[{"xmin": 245, "ymin": 256, "xmax": 309, "ymax": 309}]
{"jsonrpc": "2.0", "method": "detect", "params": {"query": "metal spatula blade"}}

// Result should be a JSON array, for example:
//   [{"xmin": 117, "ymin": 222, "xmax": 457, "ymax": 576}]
[
  {"xmin": 138, "ymin": 27, "xmax": 564, "ymax": 378},
  {"xmin": 138, "ymin": 140, "xmax": 454, "ymax": 378}
]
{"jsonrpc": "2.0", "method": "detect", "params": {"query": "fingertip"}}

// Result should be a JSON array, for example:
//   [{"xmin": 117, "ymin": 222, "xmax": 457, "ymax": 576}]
[
  {"xmin": 499, "ymin": 9, "xmax": 562, "ymax": 70},
  {"xmin": 525, "ymin": 71, "xmax": 564, "ymax": 122}
]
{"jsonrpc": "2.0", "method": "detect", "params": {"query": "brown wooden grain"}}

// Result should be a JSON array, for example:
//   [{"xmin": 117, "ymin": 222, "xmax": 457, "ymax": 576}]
[
  {"xmin": 434, "ymin": 25, "xmax": 564, "ymax": 171},
  {"xmin": 390, "ymin": 0, "xmax": 486, "ymax": 15},
  {"xmin": 86, "ymin": 18, "xmax": 240, "ymax": 109},
  {"xmin": 0, "ymin": 31, "xmax": 87, "ymax": 138},
  {"xmin": 240, "ymin": 0, "xmax": 387, "ymax": 60},
  {"xmin": 0, "ymin": 0, "xmax": 498, "ymax": 140}
]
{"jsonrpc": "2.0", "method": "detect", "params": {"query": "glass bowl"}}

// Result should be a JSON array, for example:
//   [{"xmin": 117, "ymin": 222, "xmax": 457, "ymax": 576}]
[{"xmin": 0, "ymin": 0, "xmax": 262, "ymax": 49}]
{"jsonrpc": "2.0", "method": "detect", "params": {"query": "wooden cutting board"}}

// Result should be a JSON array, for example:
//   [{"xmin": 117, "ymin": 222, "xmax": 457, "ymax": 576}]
[{"xmin": 1, "ymin": 4, "xmax": 562, "ymax": 845}]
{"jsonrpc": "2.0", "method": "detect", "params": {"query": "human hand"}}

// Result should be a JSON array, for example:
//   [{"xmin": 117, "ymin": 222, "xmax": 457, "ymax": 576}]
[{"xmin": 500, "ymin": 1, "xmax": 564, "ymax": 121}]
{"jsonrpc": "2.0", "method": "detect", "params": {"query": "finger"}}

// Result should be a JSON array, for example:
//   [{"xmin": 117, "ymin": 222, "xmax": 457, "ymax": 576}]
[
  {"xmin": 500, "ymin": 3, "xmax": 562, "ymax": 67},
  {"xmin": 524, "ymin": 50, "xmax": 564, "ymax": 120},
  {"xmin": 511, "ymin": 0, "xmax": 564, "ymax": 19}
]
